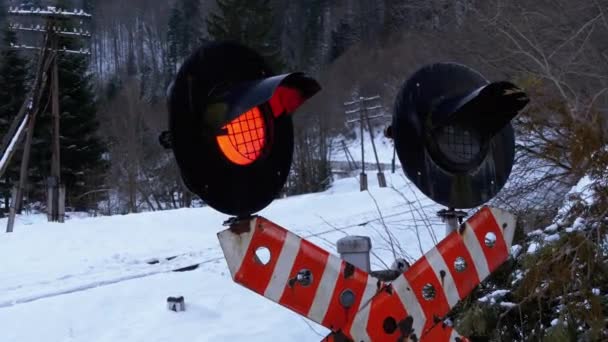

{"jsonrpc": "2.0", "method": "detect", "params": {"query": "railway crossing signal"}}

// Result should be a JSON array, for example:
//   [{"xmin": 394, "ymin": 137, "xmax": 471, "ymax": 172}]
[
  {"xmin": 218, "ymin": 206, "xmax": 514, "ymax": 341},
  {"xmin": 167, "ymin": 44, "xmax": 528, "ymax": 341}
]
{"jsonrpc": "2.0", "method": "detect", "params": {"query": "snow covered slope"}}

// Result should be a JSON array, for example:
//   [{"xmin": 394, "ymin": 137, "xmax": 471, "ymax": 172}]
[{"xmin": 0, "ymin": 175, "xmax": 444, "ymax": 342}]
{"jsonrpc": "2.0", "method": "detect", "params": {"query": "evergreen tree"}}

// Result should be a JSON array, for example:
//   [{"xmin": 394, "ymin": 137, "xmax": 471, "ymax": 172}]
[
  {"xmin": 82, "ymin": 0, "xmax": 94, "ymax": 13},
  {"xmin": 0, "ymin": 0, "xmax": 6, "ymax": 35},
  {"xmin": 206, "ymin": 0, "xmax": 283, "ymax": 71},
  {"xmin": 30, "ymin": 0, "xmax": 107, "ymax": 210},
  {"xmin": 166, "ymin": 4, "xmax": 184, "ymax": 75},
  {"xmin": 179, "ymin": 0, "xmax": 204, "ymax": 58},
  {"xmin": 165, "ymin": 1, "xmax": 203, "ymax": 77},
  {"xmin": 0, "ymin": 26, "xmax": 28, "ymax": 211},
  {"xmin": 20, "ymin": 0, "xmax": 44, "ymax": 10}
]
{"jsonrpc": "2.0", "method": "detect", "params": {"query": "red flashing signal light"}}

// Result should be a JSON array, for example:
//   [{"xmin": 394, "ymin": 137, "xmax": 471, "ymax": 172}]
[{"xmin": 216, "ymin": 107, "xmax": 267, "ymax": 166}]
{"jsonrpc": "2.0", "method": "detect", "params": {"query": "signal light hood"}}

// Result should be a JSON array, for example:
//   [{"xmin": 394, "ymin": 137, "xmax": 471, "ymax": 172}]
[
  {"xmin": 207, "ymin": 72, "xmax": 320, "ymax": 133},
  {"xmin": 431, "ymin": 81, "xmax": 529, "ymax": 140}
]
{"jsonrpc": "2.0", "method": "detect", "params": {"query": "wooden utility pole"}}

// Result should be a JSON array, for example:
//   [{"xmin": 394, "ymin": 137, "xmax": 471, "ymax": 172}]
[
  {"xmin": 340, "ymin": 140, "xmax": 358, "ymax": 171},
  {"xmin": 14, "ymin": 37, "xmax": 53, "ymax": 214},
  {"xmin": 49, "ymin": 34, "xmax": 63, "ymax": 222},
  {"xmin": 344, "ymin": 95, "xmax": 388, "ymax": 191},
  {"xmin": 2, "ymin": 6, "xmax": 92, "ymax": 231}
]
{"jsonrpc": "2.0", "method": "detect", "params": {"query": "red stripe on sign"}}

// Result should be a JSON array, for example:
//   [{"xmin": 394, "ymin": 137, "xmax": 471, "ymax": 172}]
[
  {"xmin": 468, "ymin": 207, "xmax": 509, "ymax": 272},
  {"xmin": 404, "ymin": 256, "xmax": 450, "ymax": 333},
  {"xmin": 364, "ymin": 288, "xmax": 409, "ymax": 341},
  {"xmin": 279, "ymin": 239, "xmax": 330, "ymax": 316},
  {"xmin": 322, "ymin": 262, "xmax": 370, "ymax": 331},
  {"xmin": 436, "ymin": 232, "xmax": 480, "ymax": 300},
  {"xmin": 234, "ymin": 218, "xmax": 287, "ymax": 295}
]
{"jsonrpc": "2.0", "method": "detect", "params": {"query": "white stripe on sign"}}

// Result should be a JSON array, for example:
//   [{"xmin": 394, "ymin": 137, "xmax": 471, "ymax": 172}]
[
  {"xmin": 349, "ymin": 276, "xmax": 379, "ymax": 341},
  {"xmin": 489, "ymin": 207, "xmax": 516, "ymax": 250},
  {"xmin": 393, "ymin": 275, "xmax": 426, "ymax": 338},
  {"xmin": 426, "ymin": 246, "xmax": 460, "ymax": 308},
  {"xmin": 450, "ymin": 328, "xmax": 461, "ymax": 341},
  {"xmin": 360, "ymin": 276, "xmax": 379, "ymax": 308},
  {"xmin": 217, "ymin": 218, "xmax": 256, "ymax": 278},
  {"xmin": 264, "ymin": 232, "xmax": 301, "ymax": 301},
  {"xmin": 307, "ymin": 254, "xmax": 342, "ymax": 323},
  {"xmin": 349, "ymin": 297, "xmax": 372, "ymax": 342},
  {"xmin": 461, "ymin": 223, "xmax": 490, "ymax": 280}
]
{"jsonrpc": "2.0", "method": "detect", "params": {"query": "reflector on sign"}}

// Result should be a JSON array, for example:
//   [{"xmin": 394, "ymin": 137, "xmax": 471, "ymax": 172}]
[{"xmin": 216, "ymin": 107, "xmax": 267, "ymax": 165}]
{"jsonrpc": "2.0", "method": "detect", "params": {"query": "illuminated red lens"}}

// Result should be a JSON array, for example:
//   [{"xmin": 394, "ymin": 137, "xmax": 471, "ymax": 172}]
[{"xmin": 216, "ymin": 107, "xmax": 266, "ymax": 165}]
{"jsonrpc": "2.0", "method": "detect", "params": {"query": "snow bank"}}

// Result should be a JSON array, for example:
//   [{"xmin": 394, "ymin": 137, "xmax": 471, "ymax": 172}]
[{"xmin": 0, "ymin": 175, "xmax": 443, "ymax": 342}]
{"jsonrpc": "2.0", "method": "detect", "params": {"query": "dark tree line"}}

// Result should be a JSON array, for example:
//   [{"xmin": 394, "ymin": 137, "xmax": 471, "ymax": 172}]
[
  {"xmin": 0, "ymin": 7, "xmax": 28, "ymax": 210},
  {"xmin": 0, "ymin": 0, "xmax": 106, "ymax": 213},
  {"xmin": 0, "ymin": 0, "xmax": 526, "ymax": 213}
]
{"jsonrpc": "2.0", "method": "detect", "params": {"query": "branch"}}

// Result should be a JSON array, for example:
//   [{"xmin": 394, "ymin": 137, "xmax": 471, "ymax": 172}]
[{"xmin": 548, "ymin": 14, "xmax": 600, "ymax": 60}]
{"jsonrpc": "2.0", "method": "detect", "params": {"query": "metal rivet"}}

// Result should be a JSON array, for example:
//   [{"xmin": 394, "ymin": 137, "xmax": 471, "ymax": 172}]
[
  {"xmin": 422, "ymin": 283, "xmax": 436, "ymax": 301},
  {"xmin": 485, "ymin": 232, "xmax": 497, "ymax": 248},
  {"xmin": 339, "ymin": 289, "xmax": 356, "ymax": 308},
  {"xmin": 292, "ymin": 269, "xmax": 313, "ymax": 287},
  {"xmin": 454, "ymin": 257, "xmax": 467, "ymax": 272}
]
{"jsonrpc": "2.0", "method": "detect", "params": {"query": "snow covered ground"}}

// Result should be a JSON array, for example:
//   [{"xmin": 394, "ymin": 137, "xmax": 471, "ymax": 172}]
[{"xmin": 0, "ymin": 174, "xmax": 445, "ymax": 342}]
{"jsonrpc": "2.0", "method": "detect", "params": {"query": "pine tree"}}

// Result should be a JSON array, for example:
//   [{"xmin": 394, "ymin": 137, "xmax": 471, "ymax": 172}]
[
  {"xmin": 166, "ymin": 4, "xmax": 184, "ymax": 75},
  {"xmin": 20, "ymin": 0, "xmax": 44, "ymax": 9},
  {"xmin": 179, "ymin": 0, "xmax": 204, "ymax": 58},
  {"xmin": 29, "ymin": 0, "xmax": 107, "ymax": 210},
  {"xmin": 206, "ymin": 0, "xmax": 283, "ymax": 71},
  {"xmin": 166, "ymin": 1, "xmax": 203, "ymax": 76},
  {"xmin": 0, "ymin": 26, "xmax": 28, "ymax": 212},
  {"xmin": 82, "ymin": 0, "xmax": 94, "ymax": 13},
  {"xmin": 0, "ymin": 0, "xmax": 6, "ymax": 35}
]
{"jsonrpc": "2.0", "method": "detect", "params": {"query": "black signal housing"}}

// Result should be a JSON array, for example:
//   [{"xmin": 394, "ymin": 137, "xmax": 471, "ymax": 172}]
[
  {"xmin": 393, "ymin": 63, "xmax": 529, "ymax": 208},
  {"xmin": 167, "ymin": 42, "xmax": 320, "ymax": 217}
]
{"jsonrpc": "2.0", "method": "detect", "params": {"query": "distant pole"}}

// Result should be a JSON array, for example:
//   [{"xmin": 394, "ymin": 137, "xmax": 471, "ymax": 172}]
[
  {"xmin": 50, "ymin": 32, "xmax": 62, "ymax": 222},
  {"xmin": 341, "ymin": 140, "xmax": 357, "ymax": 171},
  {"xmin": 6, "ymin": 187, "xmax": 17, "ymax": 232},
  {"xmin": 344, "ymin": 95, "xmax": 386, "ymax": 191},
  {"xmin": 391, "ymin": 144, "xmax": 396, "ymax": 174},
  {"xmin": 13, "ymin": 42, "xmax": 51, "ymax": 213},
  {"xmin": 363, "ymin": 106, "xmax": 386, "ymax": 187},
  {"xmin": 358, "ymin": 98, "xmax": 367, "ymax": 191}
]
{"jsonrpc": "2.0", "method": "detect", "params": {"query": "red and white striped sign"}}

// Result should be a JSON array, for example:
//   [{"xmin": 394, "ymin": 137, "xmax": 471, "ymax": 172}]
[{"xmin": 217, "ymin": 206, "xmax": 515, "ymax": 342}]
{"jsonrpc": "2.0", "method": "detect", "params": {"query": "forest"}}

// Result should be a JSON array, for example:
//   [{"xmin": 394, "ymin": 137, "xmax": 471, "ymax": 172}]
[
  {"xmin": 0, "ymin": 0, "xmax": 604, "ymax": 216},
  {"xmin": 0, "ymin": 1, "xmax": 607, "ymax": 339}
]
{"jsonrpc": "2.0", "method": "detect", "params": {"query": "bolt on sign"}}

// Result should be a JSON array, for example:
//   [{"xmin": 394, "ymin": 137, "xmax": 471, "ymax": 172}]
[{"xmin": 164, "ymin": 42, "xmax": 529, "ymax": 341}]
